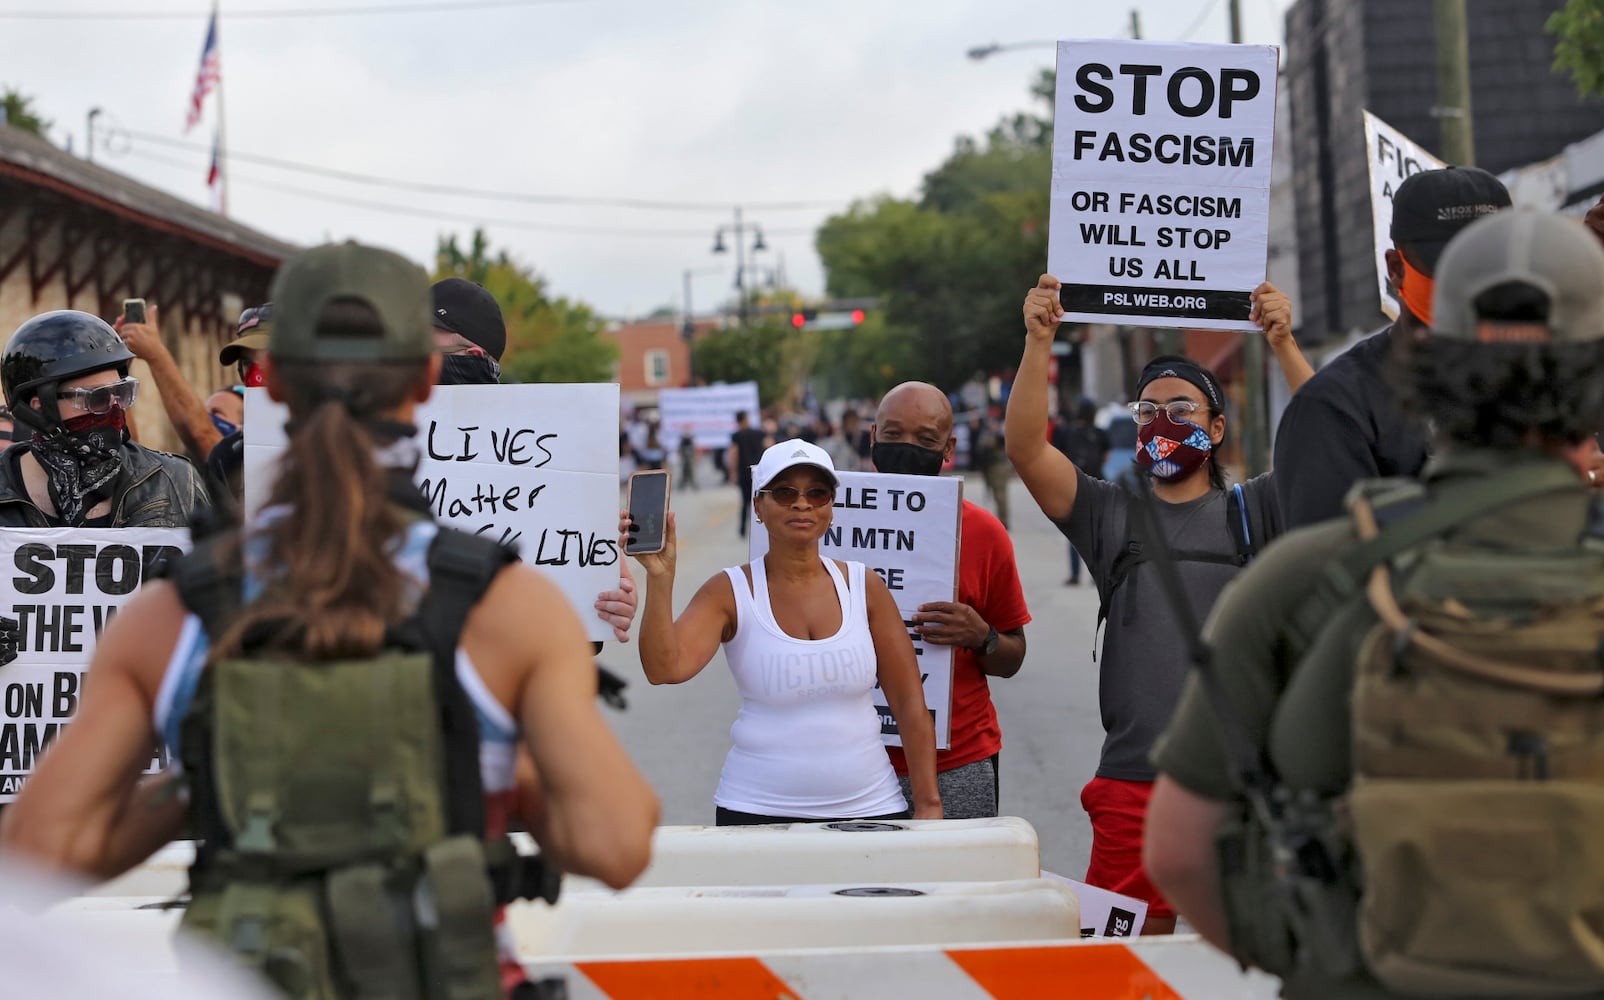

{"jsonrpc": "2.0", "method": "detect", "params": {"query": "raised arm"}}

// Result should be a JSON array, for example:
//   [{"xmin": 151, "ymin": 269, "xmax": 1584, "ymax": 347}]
[
  {"xmin": 631, "ymin": 512, "xmax": 734, "ymax": 685},
  {"xmin": 866, "ymin": 571, "xmax": 941, "ymax": 819},
  {"xmin": 1249, "ymin": 281, "xmax": 1315, "ymax": 394},
  {"xmin": 116, "ymin": 305, "xmax": 223, "ymax": 464},
  {"xmin": 1005, "ymin": 274, "xmax": 1081, "ymax": 522}
]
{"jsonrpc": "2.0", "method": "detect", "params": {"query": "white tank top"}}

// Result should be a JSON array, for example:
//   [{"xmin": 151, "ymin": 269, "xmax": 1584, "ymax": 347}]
[{"xmin": 714, "ymin": 557, "xmax": 907, "ymax": 818}]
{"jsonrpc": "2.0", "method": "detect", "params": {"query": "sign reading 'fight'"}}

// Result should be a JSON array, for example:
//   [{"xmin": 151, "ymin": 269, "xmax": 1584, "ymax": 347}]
[
  {"xmin": 750, "ymin": 471, "xmax": 961, "ymax": 749},
  {"xmin": 1363, "ymin": 110, "xmax": 1445, "ymax": 322},
  {"xmin": 0, "ymin": 528, "xmax": 188, "ymax": 800},
  {"xmin": 1049, "ymin": 39, "xmax": 1279, "ymax": 330}
]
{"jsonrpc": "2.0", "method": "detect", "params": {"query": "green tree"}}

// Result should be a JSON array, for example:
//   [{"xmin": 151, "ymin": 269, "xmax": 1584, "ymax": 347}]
[
  {"xmin": 433, "ymin": 229, "xmax": 616, "ymax": 383},
  {"xmin": 1550, "ymin": 0, "xmax": 1604, "ymax": 97},
  {"xmin": 1, "ymin": 88, "xmax": 50, "ymax": 138},
  {"xmin": 691, "ymin": 320, "xmax": 797, "ymax": 408},
  {"xmin": 814, "ymin": 72, "xmax": 1052, "ymax": 391}
]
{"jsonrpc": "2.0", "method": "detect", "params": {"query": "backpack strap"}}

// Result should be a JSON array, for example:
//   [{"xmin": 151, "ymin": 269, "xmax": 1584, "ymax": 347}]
[
  {"xmin": 420, "ymin": 527, "xmax": 519, "ymax": 839},
  {"xmin": 1284, "ymin": 462, "xmax": 1587, "ymax": 659}
]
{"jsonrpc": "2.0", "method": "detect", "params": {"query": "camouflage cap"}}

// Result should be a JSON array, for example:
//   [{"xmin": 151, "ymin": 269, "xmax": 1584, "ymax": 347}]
[
  {"xmin": 1432, "ymin": 210, "xmax": 1604, "ymax": 344},
  {"xmin": 267, "ymin": 242, "xmax": 433, "ymax": 362}
]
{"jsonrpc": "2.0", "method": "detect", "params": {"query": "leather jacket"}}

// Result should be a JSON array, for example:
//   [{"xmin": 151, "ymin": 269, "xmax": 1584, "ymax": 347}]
[{"xmin": 0, "ymin": 441, "xmax": 211, "ymax": 527}]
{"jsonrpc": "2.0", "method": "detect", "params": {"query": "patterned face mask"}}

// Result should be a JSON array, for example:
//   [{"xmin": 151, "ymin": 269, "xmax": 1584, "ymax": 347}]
[
  {"xmin": 31, "ymin": 408, "xmax": 126, "ymax": 524},
  {"xmin": 1134, "ymin": 410, "xmax": 1213, "ymax": 481}
]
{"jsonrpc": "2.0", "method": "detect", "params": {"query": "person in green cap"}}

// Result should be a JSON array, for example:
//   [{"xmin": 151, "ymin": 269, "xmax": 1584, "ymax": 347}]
[
  {"xmin": 2, "ymin": 241, "xmax": 659, "ymax": 999},
  {"xmin": 1144, "ymin": 209, "xmax": 1604, "ymax": 996}
]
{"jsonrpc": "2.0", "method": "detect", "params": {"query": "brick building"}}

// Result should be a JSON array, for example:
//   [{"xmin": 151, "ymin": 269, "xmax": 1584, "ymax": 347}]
[
  {"xmin": 0, "ymin": 124, "xmax": 296, "ymax": 454},
  {"xmin": 1285, "ymin": 0, "xmax": 1604, "ymax": 342},
  {"xmin": 604, "ymin": 317, "xmax": 721, "ymax": 409}
]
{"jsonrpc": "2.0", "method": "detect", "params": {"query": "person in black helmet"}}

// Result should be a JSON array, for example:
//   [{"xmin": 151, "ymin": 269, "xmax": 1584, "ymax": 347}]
[{"xmin": 0, "ymin": 311, "xmax": 210, "ymax": 528}]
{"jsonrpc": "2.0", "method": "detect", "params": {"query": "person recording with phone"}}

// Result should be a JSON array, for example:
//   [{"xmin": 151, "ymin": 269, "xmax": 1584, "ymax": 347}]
[
  {"xmin": 627, "ymin": 440, "xmax": 942, "ymax": 825},
  {"xmin": 0, "ymin": 310, "xmax": 209, "ymax": 528}
]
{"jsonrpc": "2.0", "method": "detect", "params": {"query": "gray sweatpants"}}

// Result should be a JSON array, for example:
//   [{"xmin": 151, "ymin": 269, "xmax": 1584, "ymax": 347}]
[{"xmin": 898, "ymin": 755, "xmax": 999, "ymax": 820}]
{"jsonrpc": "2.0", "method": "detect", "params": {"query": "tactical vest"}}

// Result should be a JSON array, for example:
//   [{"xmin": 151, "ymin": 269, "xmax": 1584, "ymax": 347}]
[
  {"xmin": 1213, "ymin": 463, "xmax": 1604, "ymax": 996},
  {"xmin": 168, "ymin": 523, "xmax": 558, "ymax": 1000}
]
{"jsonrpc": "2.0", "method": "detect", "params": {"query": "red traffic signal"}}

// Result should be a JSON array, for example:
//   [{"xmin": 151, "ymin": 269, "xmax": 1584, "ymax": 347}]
[
  {"xmin": 850, "ymin": 309, "xmax": 865, "ymax": 324},
  {"xmin": 791, "ymin": 312, "xmax": 806, "ymax": 328}
]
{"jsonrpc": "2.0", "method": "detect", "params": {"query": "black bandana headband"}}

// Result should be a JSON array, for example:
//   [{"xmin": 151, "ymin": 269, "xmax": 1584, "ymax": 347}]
[{"xmin": 1136, "ymin": 357, "xmax": 1224, "ymax": 413}]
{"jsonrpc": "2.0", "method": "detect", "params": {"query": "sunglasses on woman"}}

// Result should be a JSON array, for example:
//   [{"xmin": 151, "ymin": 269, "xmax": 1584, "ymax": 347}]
[{"xmin": 757, "ymin": 485, "xmax": 835, "ymax": 508}]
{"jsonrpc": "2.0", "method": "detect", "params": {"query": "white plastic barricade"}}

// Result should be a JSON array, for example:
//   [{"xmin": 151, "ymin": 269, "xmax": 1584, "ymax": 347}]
[
  {"xmin": 505, "ymin": 878, "xmax": 1081, "ymax": 959},
  {"xmin": 581, "ymin": 817, "xmax": 1039, "ymax": 890},
  {"xmin": 97, "ymin": 817, "xmax": 1042, "ymax": 900}
]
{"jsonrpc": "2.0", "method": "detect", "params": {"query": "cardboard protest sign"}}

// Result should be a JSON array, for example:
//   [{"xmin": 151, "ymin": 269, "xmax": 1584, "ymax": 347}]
[
  {"xmin": 0, "ymin": 528, "xmax": 188, "ymax": 800},
  {"xmin": 1363, "ymin": 110, "xmax": 1446, "ymax": 320},
  {"xmin": 750, "ymin": 471, "xmax": 961, "ymax": 748},
  {"xmin": 1050, "ymin": 39, "xmax": 1279, "ymax": 331},
  {"xmin": 245, "ymin": 384, "xmax": 621, "ymax": 642},
  {"xmin": 657, "ymin": 382, "xmax": 761, "ymax": 451},
  {"xmin": 1042, "ymin": 871, "xmax": 1150, "ymax": 938}
]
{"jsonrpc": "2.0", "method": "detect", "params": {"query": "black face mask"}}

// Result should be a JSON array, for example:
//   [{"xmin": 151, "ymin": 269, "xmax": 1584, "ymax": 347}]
[
  {"xmin": 871, "ymin": 441, "xmax": 945, "ymax": 477},
  {"xmin": 439, "ymin": 354, "xmax": 501, "ymax": 386}
]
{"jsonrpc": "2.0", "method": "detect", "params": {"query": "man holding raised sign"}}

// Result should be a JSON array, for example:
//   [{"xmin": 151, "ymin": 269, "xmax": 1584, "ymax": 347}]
[{"xmin": 872, "ymin": 382, "xmax": 1031, "ymax": 820}]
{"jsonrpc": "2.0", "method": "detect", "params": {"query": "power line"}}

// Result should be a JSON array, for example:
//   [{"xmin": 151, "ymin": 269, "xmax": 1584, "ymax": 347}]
[
  {"xmin": 0, "ymin": 0, "xmax": 575, "ymax": 21},
  {"xmin": 117, "ymin": 128, "xmax": 841, "ymax": 214},
  {"xmin": 121, "ymin": 146, "xmax": 820, "ymax": 240}
]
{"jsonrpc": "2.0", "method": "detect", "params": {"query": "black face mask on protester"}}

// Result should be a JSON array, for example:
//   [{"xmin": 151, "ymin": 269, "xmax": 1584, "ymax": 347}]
[
  {"xmin": 871, "ymin": 441, "xmax": 945, "ymax": 477},
  {"xmin": 31, "ymin": 409, "xmax": 127, "ymax": 525},
  {"xmin": 438, "ymin": 354, "xmax": 501, "ymax": 386}
]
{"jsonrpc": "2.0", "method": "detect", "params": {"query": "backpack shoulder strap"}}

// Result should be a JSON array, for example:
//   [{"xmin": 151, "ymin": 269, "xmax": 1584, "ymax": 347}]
[
  {"xmin": 1229, "ymin": 482, "xmax": 1256, "ymax": 562},
  {"xmin": 421, "ymin": 527, "xmax": 519, "ymax": 838},
  {"xmin": 165, "ymin": 529, "xmax": 244, "ymax": 641},
  {"xmin": 1284, "ymin": 464, "xmax": 1584, "ymax": 657}
]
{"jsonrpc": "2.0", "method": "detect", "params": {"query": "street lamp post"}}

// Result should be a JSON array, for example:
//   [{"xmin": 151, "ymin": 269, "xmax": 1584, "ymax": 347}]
[
  {"xmin": 712, "ymin": 208, "xmax": 768, "ymax": 329},
  {"xmin": 682, "ymin": 266, "xmax": 721, "ymax": 385},
  {"xmin": 966, "ymin": 39, "xmax": 1056, "ymax": 61}
]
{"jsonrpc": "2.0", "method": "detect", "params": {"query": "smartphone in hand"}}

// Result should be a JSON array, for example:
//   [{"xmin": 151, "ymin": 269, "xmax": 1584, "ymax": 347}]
[
  {"xmin": 121, "ymin": 298, "xmax": 147, "ymax": 325},
  {"xmin": 625, "ymin": 469, "xmax": 671, "ymax": 555}
]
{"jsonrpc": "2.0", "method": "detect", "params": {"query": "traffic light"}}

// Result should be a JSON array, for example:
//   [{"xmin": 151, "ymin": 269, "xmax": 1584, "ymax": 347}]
[
  {"xmin": 789, "ymin": 307, "xmax": 865, "ymax": 331},
  {"xmin": 790, "ymin": 308, "xmax": 817, "ymax": 329}
]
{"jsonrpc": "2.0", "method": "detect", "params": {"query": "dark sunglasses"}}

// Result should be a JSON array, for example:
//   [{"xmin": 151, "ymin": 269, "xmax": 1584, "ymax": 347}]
[{"xmin": 757, "ymin": 485, "xmax": 835, "ymax": 508}]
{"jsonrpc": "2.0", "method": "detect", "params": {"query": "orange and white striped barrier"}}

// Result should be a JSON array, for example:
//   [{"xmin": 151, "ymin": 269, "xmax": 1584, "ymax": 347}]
[{"xmin": 520, "ymin": 938, "xmax": 1282, "ymax": 999}]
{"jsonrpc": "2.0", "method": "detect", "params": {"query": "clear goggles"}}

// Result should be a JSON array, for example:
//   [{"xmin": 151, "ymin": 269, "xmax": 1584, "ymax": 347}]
[
  {"xmin": 57, "ymin": 377, "xmax": 139, "ymax": 415},
  {"xmin": 1127, "ymin": 399, "xmax": 1203, "ymax": 426}
]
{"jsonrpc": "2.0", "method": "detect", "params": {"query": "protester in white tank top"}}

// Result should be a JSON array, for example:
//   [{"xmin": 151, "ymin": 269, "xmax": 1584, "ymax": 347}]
[{"xmin": 631, "ymin": 439, "xmax": 943, "ymax": 824}]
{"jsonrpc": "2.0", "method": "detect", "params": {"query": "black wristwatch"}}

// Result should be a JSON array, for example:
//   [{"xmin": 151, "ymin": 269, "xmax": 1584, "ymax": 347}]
[{"xmin": 976, "ymin": 625, "xmax": 999, "ymax": 657}]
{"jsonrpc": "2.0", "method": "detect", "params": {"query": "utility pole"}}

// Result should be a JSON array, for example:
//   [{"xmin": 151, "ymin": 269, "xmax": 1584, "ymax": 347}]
[
  {"xmin": 734, "ymin": 206, "xmax": 748, "ymax": 329},
  {"xmin": 1432, "ymin": 0, "xmax": 1475, "ymax": 165},
  {"xmin": 1129, "ymin": 9, "xmax": 1141, "ymax": 39},
  {"xmin": 1229, "ymin": 0, "xmax": 1268, "ymax": 477}
]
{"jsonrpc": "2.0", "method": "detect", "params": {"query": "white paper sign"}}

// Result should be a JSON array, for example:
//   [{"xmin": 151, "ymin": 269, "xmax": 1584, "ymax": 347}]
[
  {"xmin": 1042, "ymin": 871, "xmax": 1150, "ymax": 938},
  {"xmin": 750, "ymin": 471, "xmax": 961, "ymax": 748},
  {"xmin": 1363, "ymin": 110, "xmax": 1447, "ymax": 321},
  {"xmin": 657, "ymin": 382, "xmax": 762, "ymax": 451},
  {"xmin": 1050, "ymin": 39, "xmax": 1279, "ymax": 331},
  {"xmin": 245, "ymin": 384, "xmax": 621, "ymax": 642},
  {"xmin": 0, "ymin": 527, "xmax": 189, "ymax": 800}
]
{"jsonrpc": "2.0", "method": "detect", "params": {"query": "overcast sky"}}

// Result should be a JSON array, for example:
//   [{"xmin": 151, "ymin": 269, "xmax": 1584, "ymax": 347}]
[{"xmin": 3, "ymin": 0, "xmax": 1296, "ymax": 317}]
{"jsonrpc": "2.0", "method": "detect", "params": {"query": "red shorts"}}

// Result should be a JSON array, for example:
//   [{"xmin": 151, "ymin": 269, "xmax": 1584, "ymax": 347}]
[{"xmin": 1080, "ymin": 776, "xmax": 1174, "ymax": 920}]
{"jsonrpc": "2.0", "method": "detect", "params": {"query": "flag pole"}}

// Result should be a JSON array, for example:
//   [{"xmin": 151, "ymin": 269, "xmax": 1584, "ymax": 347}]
[{"xmin": 213, "ymin": 0, "xmax": 228, "ymax": 216}]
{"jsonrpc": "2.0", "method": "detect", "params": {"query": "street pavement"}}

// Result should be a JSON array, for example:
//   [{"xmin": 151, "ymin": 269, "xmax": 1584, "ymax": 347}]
[{"xmin": 599, "ymin": 463, "xmax": 1102, "ymax": 880}]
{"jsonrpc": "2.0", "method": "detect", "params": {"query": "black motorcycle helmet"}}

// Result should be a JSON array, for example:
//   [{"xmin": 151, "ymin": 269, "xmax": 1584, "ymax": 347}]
[{"xmin": 2, "ymin": 311, "xmax": 134, "ymax": 434}]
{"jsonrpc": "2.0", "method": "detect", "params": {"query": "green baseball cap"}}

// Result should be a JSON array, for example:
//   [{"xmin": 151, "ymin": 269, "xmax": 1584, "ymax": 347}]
[
  {"xmin": 1432, "ymin": 210, "xmax": 1604, "ymax": 344},
  {"xmin": 267, "ymin": 242, "xmax": 433, "ymax": 362}
]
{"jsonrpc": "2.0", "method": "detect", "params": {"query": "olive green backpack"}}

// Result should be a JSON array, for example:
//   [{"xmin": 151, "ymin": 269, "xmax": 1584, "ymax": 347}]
[
  {"xmin": 169, "ymin": 525, "xmax": 557, "ymax": 1000},
  {"xmin": 1338, "ymin": 471, "xmax": 1604, "ymax": 997}
]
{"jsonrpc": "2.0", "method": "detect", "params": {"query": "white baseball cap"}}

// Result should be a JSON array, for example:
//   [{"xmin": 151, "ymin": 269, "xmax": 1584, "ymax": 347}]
[{"xmin": 752, "ymin": 438, "xmax": 839, "ymax": 497}]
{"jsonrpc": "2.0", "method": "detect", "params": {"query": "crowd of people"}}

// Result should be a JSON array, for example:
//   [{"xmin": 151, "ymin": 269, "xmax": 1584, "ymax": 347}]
[{"xmin": 0, "ymin": 162, "xmax": 1600, "ymax": 998}]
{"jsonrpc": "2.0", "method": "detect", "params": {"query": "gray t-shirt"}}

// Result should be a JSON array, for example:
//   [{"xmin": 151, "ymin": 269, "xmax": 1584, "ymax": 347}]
[{"xmin": 1054, "ymin": 467, "xmax": 1280, "ymax": 782}]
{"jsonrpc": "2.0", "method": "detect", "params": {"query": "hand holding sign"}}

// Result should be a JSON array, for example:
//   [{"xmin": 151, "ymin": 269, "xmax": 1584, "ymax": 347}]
[
  {"xmin": 1024, "ymin": 274, "xmax": 1068, "ymax": 344},
  {"xmin": 593, "ymin": 555, "xmax": 637, "ymax": 644},
  {"xmin": 1248, "ymin": 281, "xmax": 1292, "ymax": 347},
  {"xmin": 912, "ymin": 601, "xmax": 988, "ymax": 650}
]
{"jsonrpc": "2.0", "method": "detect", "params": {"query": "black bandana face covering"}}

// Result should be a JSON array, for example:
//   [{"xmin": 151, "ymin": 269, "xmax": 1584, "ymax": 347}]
[
  {"xmin": 32, "ymin": 410, "xmax": 126, "ymax": 525},
  {"xmin": 871, "ymin": 441, "xmax": 946, "ymax": 477},
  {"xmin": 439, "ymin": 354, "xmax": 501, "ymax": 386}
]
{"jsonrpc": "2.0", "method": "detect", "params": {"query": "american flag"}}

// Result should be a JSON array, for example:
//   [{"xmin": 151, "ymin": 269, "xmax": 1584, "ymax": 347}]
[
  {"xmin": 207, "ymin": 130, "xmax": 222, "ymax": 212},
  {"xmin": 185, "ymin": 9, "xmax": 220, "ymax": 132}
]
